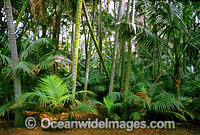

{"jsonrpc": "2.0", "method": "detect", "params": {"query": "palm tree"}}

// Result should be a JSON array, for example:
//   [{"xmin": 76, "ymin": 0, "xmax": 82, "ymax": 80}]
[
  {"xmin": 72, "ymin": 0, "xmax": 83, "ymax": 108},
  {"xmin": 119, "ymin": 0, "xmax": 131, "ymax": 93},
  {"xmin": 15, "ymin": 0, "xmax": 28, "ymax": 30},
  {"xmin": 83, "ymin": 0, "xmax": 110, "ymax": 82},
  {"xmin": 83, "ymin": 0, "xmax": 97, "ymax": 100},
  {"xmin": 16, "ymin": 75, "xmax": 97, "ymax": 120},
  {"xmin": 103, "ymin": 92, "xmax": 122, "ymax": 120},
  {"xmin": 3, "ymin": 0, "xmax": 24, "ymax": 127},
  {"xmin": 124, "ymin": 0, "xmax": 136, "ymax": 99},
  {"xmin": 98, "ymin": 0, "xmax": 103, "ymax": 74},
  {"xmin": 109, "ymin": 0, "xmax": 123, "ymax": 93},
  {"xmin": 145, "ymin": 1, "xmax": 189, "ymax": 99}
]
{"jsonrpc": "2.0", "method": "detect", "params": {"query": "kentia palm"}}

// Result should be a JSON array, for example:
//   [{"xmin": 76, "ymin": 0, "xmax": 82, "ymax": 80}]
[
  {"xmin": 15, "ymin": 75, "xmax": 97, "ymax": 120},
  {"xmin": 3, "ymin": 0, "xmax": 24, "ymax": 127},
  {"xmin": 103, "ymin": 92, "xmax": 123, "ymax": 120},
  {"xmin": 72, "ymin": 0, "xmax": 83, "ymax": 109}
]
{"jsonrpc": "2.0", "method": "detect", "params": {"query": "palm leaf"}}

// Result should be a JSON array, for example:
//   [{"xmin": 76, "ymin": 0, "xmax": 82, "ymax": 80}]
[
  {"xmin": 14, "ymin": 61, "xmax": 37, "ymax": 77},
  {"xmin": 0, "ymin": 102, "xmax": 12, "ymax": 116},
  {"xmin": 20, "ymin": 38, "xmax": 52, "ymax": 60},
  {"xmin": 0, "ymin": 54, "xmax": 11, "ymax": 65},
  {"xmin": 106, "ymin": 92, "xmax": 122, "ymax": 102},
  {"xmin": 165, "ymin": 111, "xmax": 187, "ymax": 121},
  {"xmin": 152, "ymin": 95, "xmax": 184, "ymax": 113},
  {"xmin": 69, "ymin": 102, "xmax": 97, "ymax": 120},
  {"xmin": 37, "ymin": 55, "xmax": 72, "ymax": 70}
]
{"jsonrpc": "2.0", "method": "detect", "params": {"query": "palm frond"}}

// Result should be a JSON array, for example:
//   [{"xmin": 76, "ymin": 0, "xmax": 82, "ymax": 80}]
[
  {"xmin": 152, "ymin": 95, "xmax": 184, "ymax": 113},
  {"xmin": 106, "ymin": 92, "xmax": 122, "ymax": 102},
  {"xmin": 111, "ymin": 103, "xmax": 123, "ymax": 109},
  {"xmin": 37, "ymin": 55, "xmax": 72, "ymax": 70},
  {"xmin": 37, "ymin": 75, "xmax": 67, "ymax": 100},
  {"xmin": 0, "ymin": 102, "xmax": 12, "ymax": 116},
  {"xmin": 72, "ymin": 102, "xmax": 97, "ymax": 114},
  {"xmin": 0, "ymin": 54, "xmax": 11, "ymax": 65},
  {"xmin": 75, "ymin": 90, "xmax": 95, "ymax": 97},
  {"xmin": 14, "ymin": 61, "xmax": 37, "ymax": 77},
  {"xmin": 165, "ymin": 111, "xmax": 187, "ymax": 121},
  {"xmin": 130, "ymin": 111, "xmax": 143, "ymax": 121},
  {"xmin": 20, "ymin": 38, "xmax": 52, "ymax": 60},
  {"xmin": 128, "ymin": 94, "xmax": 150, "ymax": 110},
  {"xmin": 88, "ymin": 98, "xmax": 104, "ymax": 106},
  {"xmin": 69, "ymin": 102, "xmax": 97, "ymax": 120}
]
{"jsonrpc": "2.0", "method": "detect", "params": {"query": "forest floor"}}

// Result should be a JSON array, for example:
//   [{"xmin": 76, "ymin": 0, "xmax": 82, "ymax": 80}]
[
  {"xmin": 0, "ymin": 125, "xmax": 200, "ymax": 135},
  {"xmin": 0, "ymin": 111, "xmax": 200, "ymax": 135},
  {"xmin": 0, "ymin": 119, "xmax": 200, "ymax": 135}
]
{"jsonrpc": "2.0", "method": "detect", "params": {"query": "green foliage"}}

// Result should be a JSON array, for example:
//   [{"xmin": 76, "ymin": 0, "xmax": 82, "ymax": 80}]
[
  {"xmin": 103, "ymin": 92, "xmax": 122, "ymax": 120},
  {"xmin": 0, "ymin": 102, "xmax": 12, "ymax": 117},
  {"xmin": 11, "ymin": 75, "xmax": 97, "ymax": 120},
  {"xmin": 20, "ymin": 38, "xmax": 52, "ymax": 61},
  {"xmin": 0, "ymin": 54, "xmax": 11, "ymax": 65}
]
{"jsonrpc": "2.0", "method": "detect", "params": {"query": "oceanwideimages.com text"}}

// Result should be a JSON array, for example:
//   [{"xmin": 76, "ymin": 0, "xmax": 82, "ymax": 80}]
[{"xmin": 40, "ymin": 118, "xmax": 175, "ymax": 131}]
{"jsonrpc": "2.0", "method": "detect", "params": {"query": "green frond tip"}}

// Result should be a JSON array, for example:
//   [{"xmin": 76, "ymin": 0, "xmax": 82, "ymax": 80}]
[
  {"xmin": 166, "ymin": 111, "xmax": 187, "ymax": 122},
  {"xmin": 130, "ymin": 111, "xmax": 142, "ymax": 121},
  {"xmin": 14, "ymin": 61, "xmax": 37, "ymax": 77},
  {"xmin": 106, "ymin": 92, "xmax": 122, "ymax": 102},
  {"xmin": 21, "ymin": 38, "xmax": 52, "ymax": 60},
  {"xmin": 0, "ymin": 54, "xmax": 12, "ymax": 65},
  {"xmin": 37, "ymin": 55, "xmax": 72, "ymax": 70},
  {"xmin": 72, "ymin": 102, "xmax": 97, "ymax": 114},
  {"xmin": 152, "ymin": 97, "xmax": 184, "ymax": 113},
  {"xmin": 0, "ymin": 102, "xmax": 12, "ymax": 116}
]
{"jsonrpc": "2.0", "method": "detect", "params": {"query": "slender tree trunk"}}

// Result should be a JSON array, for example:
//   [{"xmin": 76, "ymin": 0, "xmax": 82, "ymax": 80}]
[
  {"xmin": 109, "ymin": 0, "xmax": 123, "ymax": 93},
  {"xmin": 83, "ymin": 0, "xmax": 110, "ymax": 82},
  {"xmin": 82, "ymin": 15, "xmax": 88, "ymax": 66},
  {"xmin": 52, "ymin": 0, "xmax": 62, "ymax": 75},
  {"xmin": 71, "ymin": 20, "xmax": 75, "ymax": 81},
  {"xmin": 4, "ymin": 0, "xmax": 24, "ymax": 127},
  {"xmin": 174, "ymin": 37, "xmax": 181, "ymax": 99},
  {"xmin": 83, "ymin": 0, "xmax": 97, "ymax": 100},
  {"xmin": 98, "ymin": 0, "xmax": 103, "ymax": 74},
  {"xmin": 106, "ymin": 0, "xmax": 110, "ymax": 12},
  {"xmin": 15, "ymin": 0, "xmax": 28, "ymax": 30},
  {"xmin": 72, "ymin": 0, "xmax": 83, "ymax": 108},
  {"xmin": 174, "ymin": 57, "xmax": 181, "ymax": 99},
  {"xmin": 120, "ymin": 0, "xmax": 130, "ymax": 93},
  {"xmin": 153, "ymin": 47, "xmax": 156, "ymax": 77},
  {"xmin": 114, "ymin": 0, "xmax": 116, "ymax": 21},
  {"xmin": 124, "ymin": 0, "xmax": 136, "ymax": 99},
  {"xmin": 71, "ymin": 5, "xmax": 78, "ymax": 81}
]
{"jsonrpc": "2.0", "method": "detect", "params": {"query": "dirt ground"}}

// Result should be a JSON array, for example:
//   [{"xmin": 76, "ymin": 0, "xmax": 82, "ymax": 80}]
[
  {"xmin": 0, "ymin": 126, "xmax": 200, "ymax": 135},
  {"xmin": 0, "ymin": 111, "xmax": 199, "ymax": 135}
]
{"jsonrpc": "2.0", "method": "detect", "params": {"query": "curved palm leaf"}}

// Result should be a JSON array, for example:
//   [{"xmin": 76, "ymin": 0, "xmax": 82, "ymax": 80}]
[
  {"xmin": 20, "ymin": 38, "xmax": 52, "ymax": 60},
  {"xmin": 37, "ymin": 55, "xmax": 72, "ymax": 70},
  {"xmin": 0, "ymin": 54, "xmax": 11, "ymax": 65},
  {"xmin": 152, "ymin": 94, "xmax": 184, "ymax": 113}
]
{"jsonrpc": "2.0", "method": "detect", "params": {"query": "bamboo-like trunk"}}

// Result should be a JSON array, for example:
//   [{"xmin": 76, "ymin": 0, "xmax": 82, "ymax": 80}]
[
  {"xmin": 15, "ymin": 0, "xmax": 28, "ymax": 30},
  {"xmin": 72, "ymin": 0, "xmax": 83, "ymax": 108},
  {"xmin": 109, "ymin": 0, "xmax": 123, "ymax": 93},
  {"xmin": 124, "ymin": 0, "xmax": 136, "ymax": 99},
  {"xmin": 71, "ymin": 21, "xmax": 75, "ymax": 81},
  {"xmin": 83, "ymin": 0, "xmax": 97, "ymax": 100},
  {"xmin": 4, "ymin": 0, "xmax": 24, "ymax": 127},
  {"xmin": 83, "ymin": 0, "xmax": 110, "ymax": 82},
  {"xmin": 119, "ymin": 0, "xmax": 131, "ymax": 93},
  {"xmin": 98, "ymin": 0, "xmax": 103, "ymax": 74},
  {"xmin": 51, "ymin": 0, "xmax": 62, "ymax": 75},
  {"xmin": 174, "ymin": 37, "xmax": 181, "ymax": 99}
]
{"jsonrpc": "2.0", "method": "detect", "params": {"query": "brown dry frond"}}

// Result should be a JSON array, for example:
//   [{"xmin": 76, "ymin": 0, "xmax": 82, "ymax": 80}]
[{"xmin": 31, "ymin": 0, "xmax": 46, "ymax": 23}]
